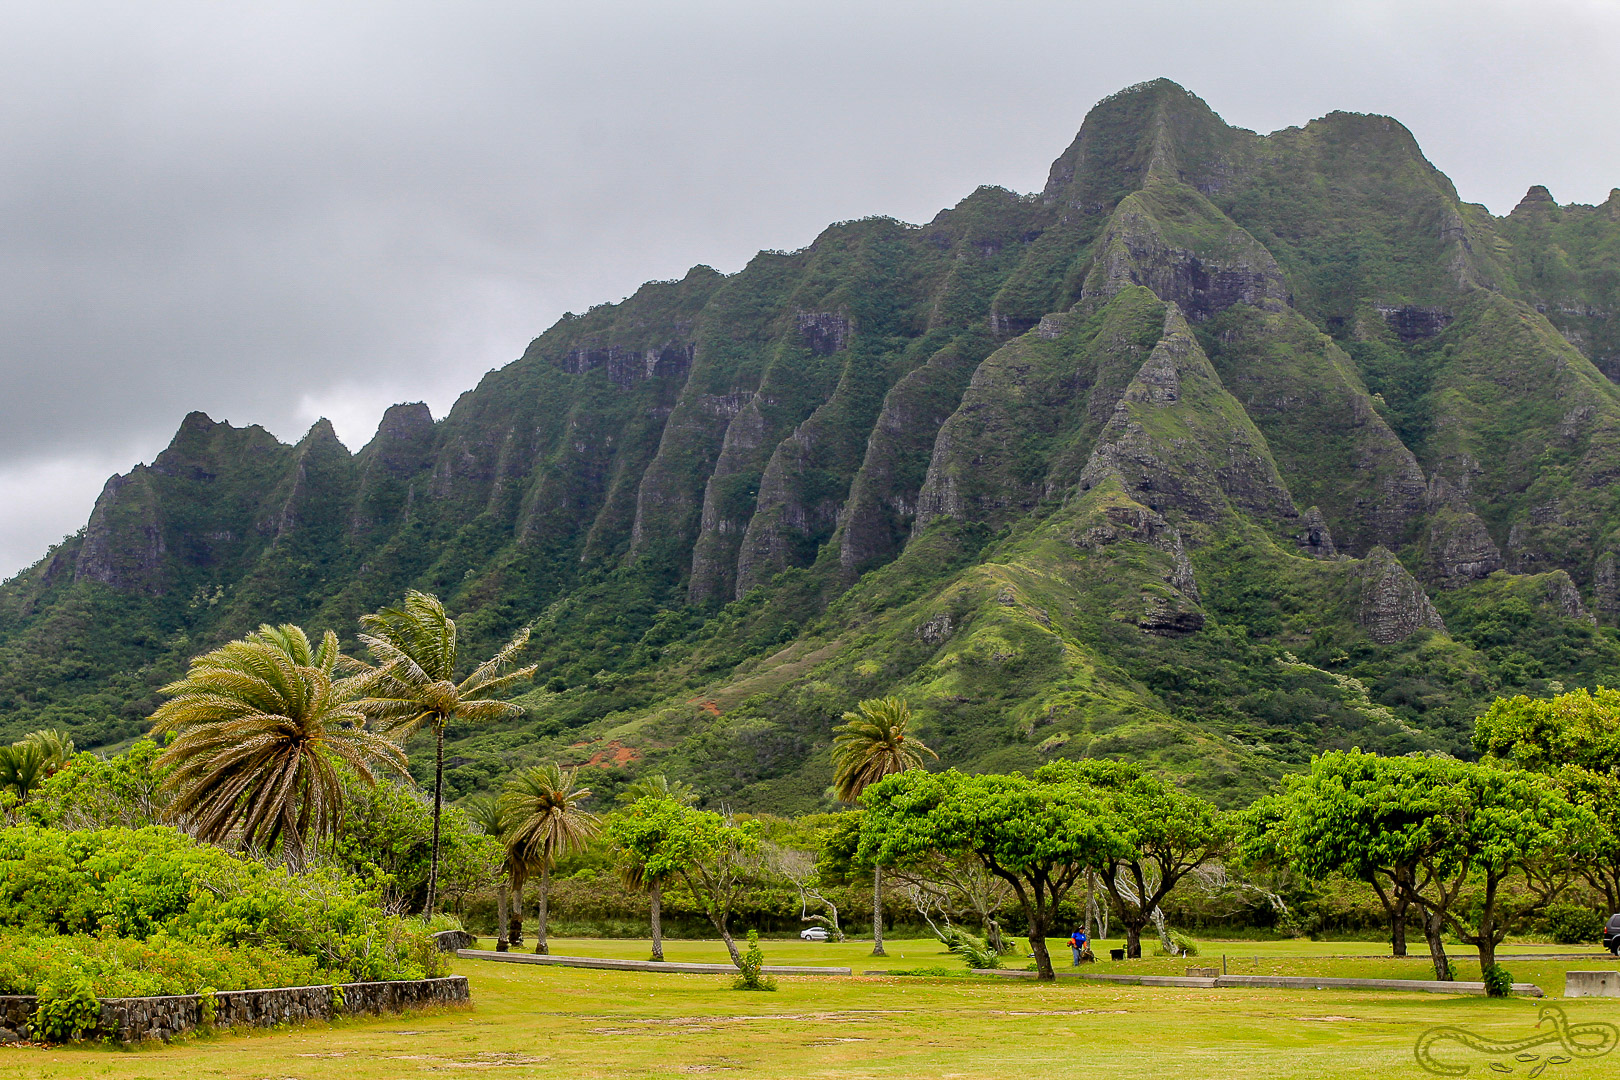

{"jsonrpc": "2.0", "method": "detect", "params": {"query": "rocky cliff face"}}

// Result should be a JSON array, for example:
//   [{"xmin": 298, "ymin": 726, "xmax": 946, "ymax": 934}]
[{"xmin": 6, "ymin": 79, "xmax": 1620, "ymax": 802}]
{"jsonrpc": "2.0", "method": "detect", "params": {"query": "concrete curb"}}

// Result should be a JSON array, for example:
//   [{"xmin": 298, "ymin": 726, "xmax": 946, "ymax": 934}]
[
  {"xmin": 457, "ymin": 949, "xmax": 852, "ymax": 976},
  {"xmin": 971, "ymin": 969, "xmax": 1543, "ymax": 996}
]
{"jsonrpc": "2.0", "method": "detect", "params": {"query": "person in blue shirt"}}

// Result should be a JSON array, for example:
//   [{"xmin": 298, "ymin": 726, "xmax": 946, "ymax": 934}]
[{"xmin": 1068, "ymin": 928, "xmax": 1090, "ymax": 965}]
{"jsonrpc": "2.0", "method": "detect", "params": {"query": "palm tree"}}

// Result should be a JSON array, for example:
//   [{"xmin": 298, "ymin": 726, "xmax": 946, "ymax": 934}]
[
  {"xmin": 21, "ymin": 729, "xmax": 75, "ymax": 777},
  {"xmin": 501, "ymin": 763, "xmax": 600, "ymax": 955},
  {"xmin": 464, "ymin": 794, "xmax": 518, "ymax": 951},
  {"xmin": 0, "ymin": 742, "xmax": 48, "ymax": 802},
  {"xmin": 615, "ymin": 774, "xmax": 698, "ymax": 960},
  {"xmin": 832, "ymin": 696, "xmax": 937, "ymax": 957},
  {"xmin": 355, "ymin": 590, "xmax": 537, "ymax": 916},
  {"xmin": 151, "ymin": 624, "xmax": 406, "ymax": 866}
]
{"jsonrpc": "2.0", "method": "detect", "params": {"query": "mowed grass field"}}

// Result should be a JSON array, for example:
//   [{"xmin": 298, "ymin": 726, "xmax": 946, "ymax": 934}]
[{"xmin": 5, "ymin": 937, "xmax": 1620, "ymax": 1080}]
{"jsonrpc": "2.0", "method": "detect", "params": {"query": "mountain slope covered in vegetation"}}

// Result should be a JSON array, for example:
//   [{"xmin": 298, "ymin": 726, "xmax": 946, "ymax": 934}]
[{"xmin": 4, "ymin": 79, "xmax": 1620, "ymax": 809}]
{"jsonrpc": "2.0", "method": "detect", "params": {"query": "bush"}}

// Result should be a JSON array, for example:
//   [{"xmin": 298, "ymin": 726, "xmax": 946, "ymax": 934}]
[
  {"xmin": 31, "ymin": 978, "xmax": 101, "ymax": 1042},
  {"xmin": 1544, "ymin": 904, "xmax": 1606, "ymax": 945},
  {"xmin": 0, "ymin": 825, "xmax": 443, "ymax": 986},
  {"xmin": 732, "ymin": 930, "xmax": 777, "ymax": 992},
  {"xmin": 1482, "ymin": 963, "xmax": 1514, "ymax": 998},
  {"xmin": 0, "ymin": 931, "xmax": 323, "ymax": 998}
]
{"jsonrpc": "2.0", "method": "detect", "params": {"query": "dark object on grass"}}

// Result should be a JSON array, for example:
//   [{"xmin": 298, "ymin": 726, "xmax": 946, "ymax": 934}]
[{"xmin": 1110, "ymin": 948, "xmax": 1126, "ymax": 961}]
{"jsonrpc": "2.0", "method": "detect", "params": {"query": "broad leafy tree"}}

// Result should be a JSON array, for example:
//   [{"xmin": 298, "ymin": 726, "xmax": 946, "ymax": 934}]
[
  {"xmin": 1263, "ymin": 751, "xmax": 1452, "ymax": 973},
  {"xmin": 608, "ymin": 800, "xmax": 763, "ymax": 967},
  {"xmin": 500, "ymin": 763, "xmax": 600, "ymax": 954},
  {"xmin": 151, "ymin": 624, "xmax": 405, "ymax": 867},
  {"xmin": 1475, "ymin": 687, "xmax": 1620, "ymax": 773},
  {"xmin": 858, "ymin": 768, "xmax": 1124, "ymax": 981},
  {"xmin": 831, "ymin": 696, "xmax": 936, "ymax": 957},
  {"xmin": 1040, "ymin": 760, "xmax": 1228, "ymax": 958},
  {"xmin": 614, "ymin": 774, "xmax": 698, "ymax": 960},
  {"xmin": 355, "ymin": 590, "xmax": 537, "ymax": 915}
]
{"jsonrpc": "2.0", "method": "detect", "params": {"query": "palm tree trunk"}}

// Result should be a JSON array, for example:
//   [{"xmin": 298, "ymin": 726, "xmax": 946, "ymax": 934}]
[
  {"xmin": 496, "ymin": 879, "xmax": 510, "ymax": 952},
  {"xmin": 534, "ymin": 861, "xmax": 550, "ymax": 955},
  {"xmin": 872, "ymin": 863, "xmax": 886, "ymax": 957},
  {"xmin": 511, "ymin": 877, "xmax": 524, "ymax": 947},
  {"xmin": 424, "ymin": 721, "xmax": 445, "ymax": 916},
  {"xmin": 649, "ymin": 878, "xmax": 665, "ymax": 962}
]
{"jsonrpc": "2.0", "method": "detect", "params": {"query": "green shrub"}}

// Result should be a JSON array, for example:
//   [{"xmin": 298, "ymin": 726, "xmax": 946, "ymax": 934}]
[
  {"xmin": 0, "ymin": 930, "xmax": 323, "ymax": 998},
  {"xmin": 1544, "ymin": 904, "xmax": 1606, "ymax": 945},
  {"xmin": 732, "ymin": 930, "xmax": 777, "ymax": 992},
  {"xmin": 1482, "ymin": 963, "xmax": 1514, "ymax": 997},
  {"xmin": 31, "ymin": 978, "xmax": 101, "ymax": 1042},
  {"xmin": 0, "ymin": 825, "xmax": 439, "ymax": 986}
]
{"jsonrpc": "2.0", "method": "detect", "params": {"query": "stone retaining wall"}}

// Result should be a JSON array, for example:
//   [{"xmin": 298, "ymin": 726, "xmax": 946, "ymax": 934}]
[{"xmin": 0, "ymin": 975, "xmax": 469, "ymax": 1044}]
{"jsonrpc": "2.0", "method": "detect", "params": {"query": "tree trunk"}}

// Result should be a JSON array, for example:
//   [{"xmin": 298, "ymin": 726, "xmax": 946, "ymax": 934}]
[
  {"xmin": 713, "ymin": 912, "xmax": 742, "ymax": 968},
  {"xmin": 649, "ymin": 878, "xmax": 665, "ymax": 962},
  {"xmin": 496, "ymin": 880, "xmax": 510, "ymax": 952},
  {"xmin": 1029, "ymin": 922, "xmax": 1055, "ymax": 981},
  {"xmin": 534, "ymin": 862, "xmax": 550, "ymax": 955},
  {"xmin": 1475, "ymin": 937, "xmax": 1497, "ymax": 971},
  {"xmin": 871, "ymin": 863, "xmax": 886, "ymax": 957},
  {"xmin": 1391, "ymin": 904, "xmax": 1408, "ymax": 958},
  {"xmin": 1124, "ymin": 922, "xmax": 1143, "ymax": 960},
  {"xmin": 1423, "ymin": 908, "xmax": 1451, "ymax": 980},
  {"xmin": 511, "ymin": 880, "xmax": 524, "ymax": 947},
  {"xmin": 424, "ymin": 722, "xmax": 445, "ymax": 916}
]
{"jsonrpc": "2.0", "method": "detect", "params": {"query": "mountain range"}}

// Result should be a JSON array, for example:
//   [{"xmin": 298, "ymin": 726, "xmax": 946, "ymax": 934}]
[{"xmin": 4, "ymin": 78, "xmax": 1620, "ymax": 809}]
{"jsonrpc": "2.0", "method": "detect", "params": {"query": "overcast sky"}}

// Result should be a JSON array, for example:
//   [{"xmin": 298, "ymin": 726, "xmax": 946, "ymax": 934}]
[{"xmin": 1, "ymin": 0, "xmax": 1616, "ymax": 579}]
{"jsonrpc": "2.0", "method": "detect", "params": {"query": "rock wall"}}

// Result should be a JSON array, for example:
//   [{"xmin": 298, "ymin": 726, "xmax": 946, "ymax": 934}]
[{"xmin": 0, "ymin": 976, "xmax": 469, "ymax": 1044}]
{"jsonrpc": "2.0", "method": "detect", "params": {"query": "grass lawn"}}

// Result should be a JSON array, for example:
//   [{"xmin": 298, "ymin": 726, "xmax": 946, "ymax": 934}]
[{"xmin": 5, "ymin": 938, "xmax": 1620, "ymax": 1079}]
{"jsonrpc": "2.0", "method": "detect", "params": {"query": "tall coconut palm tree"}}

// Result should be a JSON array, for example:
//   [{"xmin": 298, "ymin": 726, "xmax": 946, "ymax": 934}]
[
  {"xmin": 615, "ymin": 774, "xmax": 698, "ymax": 960},
  {"xmin": 355, "ymin": 590, "xmax": 537, "ymax": 916},
  {"xmin": 832, "ymin": 696, "xmax": 937, "ymax": 957},
  {"xmin": 501, "ymin": 763, "xmax": 600, "ymax": 955},
  {"xmin": 463, "ymin": 794, "xmax": 518, "ymax": 951},
  {"xmin": 151, "ymin": 624, "xmax": 406, "ymax": 866}
]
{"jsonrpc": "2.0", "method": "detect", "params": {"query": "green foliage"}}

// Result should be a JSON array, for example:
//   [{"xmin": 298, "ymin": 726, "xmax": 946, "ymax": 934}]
[
  {"xmin": 732, "ymin": 930, "xmax": 777, "ymax": 991},
  {"xmin": 1475, "ymin": 686, "xmax": 1620, "ymax": 772},
  {"xmin": 31, "ymin": 977, "xmax": 101, "ymax": 1042},
  {"xmin": 1481, "ymin": 963, "xmax": 1514, "ymax": 998},
  {"xmin": 0, "ymin": 824, "xmax": 441, "ymax": 985},
  {"xmin": 23, "ymin": 738, "xmax": 169, "ymax": 830},
  {"xmin": 942, "ymin": 927, "xmax": 999, "ymax": 970},
  {"xmin": 1543, "ymin": 904, "xmax": 1606, "ymax": 945},
  {"xmin": 0, "ymin": 931, "xmax": 322, "ymax": 999}
]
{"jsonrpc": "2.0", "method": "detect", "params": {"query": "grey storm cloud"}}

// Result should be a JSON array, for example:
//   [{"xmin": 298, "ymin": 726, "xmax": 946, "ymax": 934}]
[{"xmin": 1, "ymin": 0, "xmax": 1617, "ymax": 576}]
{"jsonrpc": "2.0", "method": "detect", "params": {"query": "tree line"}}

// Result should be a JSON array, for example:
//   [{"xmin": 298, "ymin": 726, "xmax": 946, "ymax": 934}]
[{"xmin": 6, "ymin": 588, "xmax": 1620, "ymax": 986}]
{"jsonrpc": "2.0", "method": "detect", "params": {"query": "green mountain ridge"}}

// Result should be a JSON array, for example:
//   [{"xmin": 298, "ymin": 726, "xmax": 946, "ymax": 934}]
[{"xmin": 5, "ymin": 78, "xmax": 1620, "ymax": 809}]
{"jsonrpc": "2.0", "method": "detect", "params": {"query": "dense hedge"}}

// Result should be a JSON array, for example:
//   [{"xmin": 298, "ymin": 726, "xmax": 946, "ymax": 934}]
[{"xmin": 0, "ymin": 824, "xmax": 445, "ymax": 996}]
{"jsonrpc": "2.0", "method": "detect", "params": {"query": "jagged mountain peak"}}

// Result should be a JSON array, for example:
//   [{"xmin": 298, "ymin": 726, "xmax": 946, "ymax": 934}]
[{"xmin": 5, "ymin": 80, "xmax": 1620, "ymax": 807}]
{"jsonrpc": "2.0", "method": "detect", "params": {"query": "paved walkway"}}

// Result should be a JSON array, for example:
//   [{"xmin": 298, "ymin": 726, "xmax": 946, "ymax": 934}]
[{"xmin": 458, "ymin": 949, "xmax": 852, "ymax": 976}]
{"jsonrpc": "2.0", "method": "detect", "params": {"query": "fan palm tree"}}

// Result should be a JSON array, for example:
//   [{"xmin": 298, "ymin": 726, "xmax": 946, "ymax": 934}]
[
  {"xmin": 501, "ymin": 763, "xmax": 600, "ymax": 955},
  {"xmin": 151, "ymin": 624, "xmax": 406, "ymax": 866},
  {"xmin": 615, "ymin": 773, "xmax": 698, "ymax": 960},
  {"xmin": 832, "ymin": 696, "xmax": 937, "ymax": 957},
  {"xmin": 355, "ymin": 590, "xmax": 537, "ymax": 916},
  {"xmin": 464, "ymin": 794, "xmax": 519, "ymax": 951}
]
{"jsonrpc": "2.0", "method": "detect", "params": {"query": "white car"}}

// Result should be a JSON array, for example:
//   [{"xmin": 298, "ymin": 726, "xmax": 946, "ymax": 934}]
[{"xmin": 799, "ymin": 927, "xmax": 831, "ymax": 941}]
